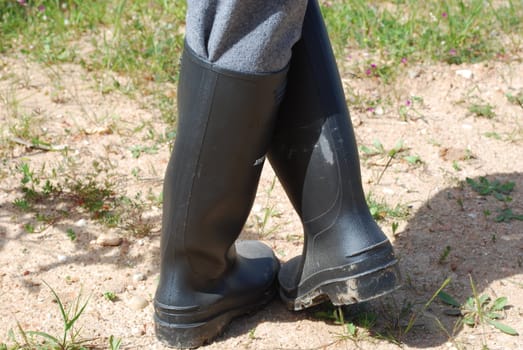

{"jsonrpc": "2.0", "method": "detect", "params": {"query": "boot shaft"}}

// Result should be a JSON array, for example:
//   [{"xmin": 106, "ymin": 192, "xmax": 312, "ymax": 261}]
[
  {"xmin": 162, "ymin": 46, "xmax": 287, "ymax": 280},
  {"xmin": 269, "ymin": 0, "xmax": 400, "ymax": 309}
]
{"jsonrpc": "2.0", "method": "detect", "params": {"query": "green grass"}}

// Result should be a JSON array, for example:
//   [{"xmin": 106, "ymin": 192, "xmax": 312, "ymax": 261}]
[
  {"xmin": 466, "ymin": 177, "xmax": 523, "ymax": 223},
  {"xmin": 468, "ymin": 103, "xmax": 496, "ymax": 119},
  {"xmin": 12, "ymin": 159, "xmax": 155, "ymax": 236},
  {"xmin": 366, "ymin": 193, "xmax": 410, "ymax": 221},
  {"xmin": 322, "ymin": 0, "xmax": 523, "ymax": 66},
  {"xmin": 439, "ymin": 276, "xmax": 519, "ymax": 338},
  {"xmin": 0, "ymin": 283, "xmax": 124, "ymax": 350},
  {"xmin": 1, "ymin": 0, "xmax": 186, "ymax": 121},
  {"xmin": 2, "ymin": 0, "xmax": 521, "ymax": 90}
]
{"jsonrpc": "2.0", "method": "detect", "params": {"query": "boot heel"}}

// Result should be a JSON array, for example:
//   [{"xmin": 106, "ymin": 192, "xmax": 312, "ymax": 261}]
[
  {"xmin": 321, "ymin": 264, "xmax": 402, "ymax": 306},
  {"xmin": 284, "ymin": 264, "xmax": 401, "ymax": 311}
]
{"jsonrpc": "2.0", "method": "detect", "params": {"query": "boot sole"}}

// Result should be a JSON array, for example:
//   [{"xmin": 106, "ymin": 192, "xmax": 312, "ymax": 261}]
[
  {"xmin": 281, "ymin": 263, "xmax": 401, "ymax": 311},
  {"xmin": 155, "ymin": 287, "xmax": 276, "ymax": 349}
]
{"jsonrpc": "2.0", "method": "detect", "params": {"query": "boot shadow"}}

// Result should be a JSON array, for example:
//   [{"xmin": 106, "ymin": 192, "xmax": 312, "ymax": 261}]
[
  {"xmin": 226, "ymin": 172, "xmax": 523, "ymax": 348},
  {"xmin": 389, "ymin": 171, "xmax": 523, "ymax": 347}
]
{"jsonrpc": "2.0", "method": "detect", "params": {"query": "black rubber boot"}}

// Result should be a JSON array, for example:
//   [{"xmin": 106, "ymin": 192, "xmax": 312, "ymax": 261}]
[
  {"xmin": 268, "ymin": 0, "xmax": 401, "ymax": 311},
  {"xmin": 154, "ymin": 45, "xmax": 287, "ymax": 348}
]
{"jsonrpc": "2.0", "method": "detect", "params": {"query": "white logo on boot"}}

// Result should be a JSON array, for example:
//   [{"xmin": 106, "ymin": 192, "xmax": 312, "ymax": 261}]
[{"xmin": 253, "ymin": 155, "xmax": 266, "ymax": 166}]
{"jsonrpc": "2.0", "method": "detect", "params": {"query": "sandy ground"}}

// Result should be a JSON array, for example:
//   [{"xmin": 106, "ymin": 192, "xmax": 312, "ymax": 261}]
[{"xmin": 0, "ymin": 50, "xmax": 522, "ymax": 350}]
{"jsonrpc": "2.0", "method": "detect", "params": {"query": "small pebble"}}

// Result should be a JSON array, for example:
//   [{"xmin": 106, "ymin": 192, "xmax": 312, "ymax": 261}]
[
  {"xmin": 456, "ymin": 69, "xmax": 473, "ymax": 79},
  {"xmin": 57, "ymin": 255, "xmax": 67, "ymax": 263},
  {"xmin": 133, "ymin": 273, "xmax": 146, "ymax": 282},
  {"xmin": 128, "ymin": 295, "xmax": 148, "ymax": 310},
  {"xmin": 75, "ymin": 219, "xmax": 87, "ymax": 227},
  {"xmin": 407, "ymin": 68, "xmax": 422, "ymax": 79},
  {"xmin": 96, "ymin": 233, "xmax": 123, "ymax": 247},
  {"xmin": 131, "ymin": 327, "xmax": 145, "ymax": 336},
  {"xmin": 382, "ymin": 188, "xmax": 395, "ymax": 195}
]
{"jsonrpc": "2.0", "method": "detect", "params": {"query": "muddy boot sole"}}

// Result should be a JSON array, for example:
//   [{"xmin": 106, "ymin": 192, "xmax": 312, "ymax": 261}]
[{"xmin": 281, "ymin": 262, "xmax": 401, "ymax": 311}]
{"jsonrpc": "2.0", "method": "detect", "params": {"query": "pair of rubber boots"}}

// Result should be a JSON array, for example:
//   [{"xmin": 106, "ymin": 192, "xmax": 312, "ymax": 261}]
[{"xmin": 154, "ymin": 1, "xmax": 401, "ymax": 348}]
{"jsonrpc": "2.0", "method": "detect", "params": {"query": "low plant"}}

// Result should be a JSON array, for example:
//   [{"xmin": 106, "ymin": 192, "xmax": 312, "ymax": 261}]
[
  {"xmin": 438, "ymin": 245, "xmax": 452, "ymax": 265},
  {"xmin": 366, "ymin": 193, "xmax": 409, "ymax": 221},
  {"xmin": 108, "ymin": 336, "xmax": 122, "ymax": 350},
  {"xmin": 506, "ymin": 91, "xmax": 523, "ymax": 108},
  {"xmin": 495, "ymin": 208, "xmax": 523, "ymax": 222},
  {"xmin": 1, "ymin": 282, "xmax": 91, "ymax": 350},
  {"xmin": 360, "ymin": 139, "xmax": 421, "ymax": 184},
  {"xmin": 12, "ymin": 160, "xmax": 155, "ymax": 236},
  {"xmin": 313, "ymin": 305, "xmax": 375, "ymax": 344},
  {"xmin": 0, "ymin": 284, "xmax": 125, "ymax": 350},
  {"xmin": 468, "ymin": 103, "xmax": 496, "ymax": 119},
  {"xmin": 439, "ymin": 276, "xmax": 519, "ymax": 336},
  {"xmin": 466, "ymin": 177, "xmax": 523, "ymax": 223},
  {"xmin": 103, "ymin": 291, "xmax": 117, "ymax": 302},
  {"xmin": 466, "ymin": 177, "xmax": 514, "ymax": 202},
  {"xmin": 251, "ymin": 176, "xmax": 282, "ymax": 237}
]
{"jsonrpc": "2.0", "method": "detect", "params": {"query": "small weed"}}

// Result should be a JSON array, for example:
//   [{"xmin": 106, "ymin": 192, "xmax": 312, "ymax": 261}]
[
  {"xmin": 440, "ymin": 276, "xmax": 519, "ymax": 336},
  {"xmin": 438, "ymin": 245, "xmax": 452, "ymax": 264},
  {"xmin": 483, "ymin": 131, "xmax": 502, "ymax": 140},
  {"xmin": 403, "ymin": 155, "xmax": 423, "ymax": 166},
  {"xmin": 3, "ymin": 282, "xmax": 92, "ymax": 349},
  {"xmin": 251, "ymin": 177, "xmax": 282, "ymax": 237},
  {"xmin": 506, "ymin": 91, "xmax": 523, "ymax": 108},
  {"xmin": 391, "ymin": 221, "xmax": 399, "ymax": 236},
  {"xmin": 399, "ymin": 97, "xmax": 425, "ymax": 122},
  {"xmin": 13, "ymin": 198, "xmax": 30, "ymax": 211},
  {"xmin": 456, "ymin": 197, "xmax": 464, "ymax": 211},
  {"xmin": 23, "ymin": 223, "xmax": 35, "ymax": 234},
  {"xmin": 360, "ymin": 139, "xmax": 415, "ymax": 184},
  {"xmin": 248, "ymin": 328, "xmax": 257, "ymax": 340},
  {"xmin": 367, "ymin": 194, "xmax": 409, "ymax": 221},
  {"xmin": 403, "ymin": 277, "xmax": 453, "ymax": 336},
  {"xmin": 108, "ymin": 335, "xmax": 122, "ymax": 350},
  {"xmin": 360, "ymin": 140, "xmax": 422, "ymax": 182},
  {"xmin": 466, "ymin": 177, "xmax": 514, "ymax": 202},
  {"xmin": 8, "ymin": 112, "xmax": 45, "ymax": 144},
  {"xmin": 360, "ymin": 139, "xmax": 387, "ymax": 158},
  {"xmin": 468, "ymin": 103, "xmax": 496, "ymax": 119},
  {"xmin": 313, "ymin": 305, "xmax": 373, "ymax": 344},
  {"xmin": 12, "ymin": 159, "xmax": 155, "ymax": 237},
  {"xmin": 495, "ymin": 208, "xmax": 523, "ymax": 223},
  {"xmin": 103, "ymin": 291, "xmax": 117, "ymax": 302},
  {"xmin": 130, "ymin": 144, "xmax": 158, "ymax": 159},
  {"xmin": 333, "ymin": 309, "xmax": 368, "ymax": 343},
  {"xmin": 17, "ymin": 162, "xmax": 40, "ymax": 200},
  {"xmin": 66, "ymin": 228, "xmax": 77, "ymax": 241},
  {"xmin": 462, "ymin": 181, "xmax": 518, "ymax": 225}
]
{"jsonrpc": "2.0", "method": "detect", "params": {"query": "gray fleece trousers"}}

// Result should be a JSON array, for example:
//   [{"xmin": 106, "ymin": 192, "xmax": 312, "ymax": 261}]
[{"xmin": 186, "ymin": 0, "xmax": 308, "ymax": 73}]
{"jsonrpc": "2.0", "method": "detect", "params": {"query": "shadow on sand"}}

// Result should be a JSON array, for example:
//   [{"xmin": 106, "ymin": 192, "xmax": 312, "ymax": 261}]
[{"xmin": 214, "ymin": 172, "xmax": 523, "ymax": 348}]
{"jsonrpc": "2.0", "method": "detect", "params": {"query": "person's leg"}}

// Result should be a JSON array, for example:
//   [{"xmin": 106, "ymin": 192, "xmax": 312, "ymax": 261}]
[
  {"xmin": 186, "ymin": 0, "xmax": 305, "ymax": 73},
  {"xmin": 268, "ymin": 0, "xmax": 401, "ymax": 311},
  {"xmin": 154, "ymin": 1, "xmax": 307, "ymax": 348}
]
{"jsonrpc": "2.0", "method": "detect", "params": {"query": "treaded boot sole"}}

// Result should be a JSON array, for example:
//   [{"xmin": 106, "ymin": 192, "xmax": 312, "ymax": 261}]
[
  {"xmin": 155, "ymin": 286, "xmax": 276, "ymax": 349},
  {"xmin": 281, "ymin": 263, "xmax": 401, "ymax": 311}
]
